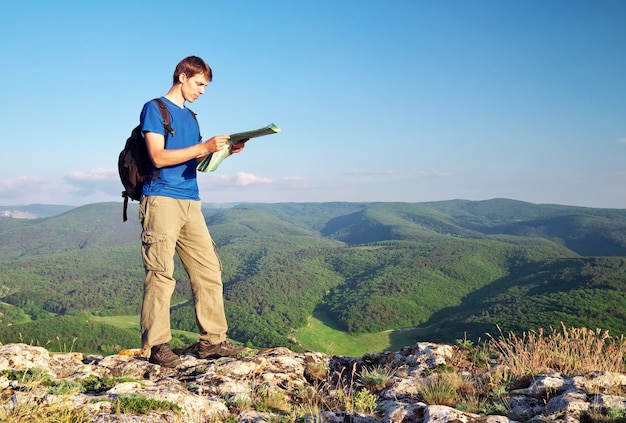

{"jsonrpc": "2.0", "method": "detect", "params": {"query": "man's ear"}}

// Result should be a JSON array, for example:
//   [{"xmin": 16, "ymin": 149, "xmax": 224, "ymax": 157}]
[{"xmin": 179, "ymin": 73, "xmax": 188, "ymax": 83}]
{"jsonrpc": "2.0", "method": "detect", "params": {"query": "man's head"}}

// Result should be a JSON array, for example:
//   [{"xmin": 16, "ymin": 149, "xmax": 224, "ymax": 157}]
[
  {"xmin": 173, "ymin": 56, "xmax": 212, "ymax": 85},
  {"xmin": 173, "ymin": 56, "xmax": 212, "ymax": 103}
]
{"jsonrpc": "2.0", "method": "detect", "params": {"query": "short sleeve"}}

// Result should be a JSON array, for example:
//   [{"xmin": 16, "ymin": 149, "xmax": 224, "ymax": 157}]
[{"xmin": 140, "ymin": 101, "xmax": 164, "ymax": 136}]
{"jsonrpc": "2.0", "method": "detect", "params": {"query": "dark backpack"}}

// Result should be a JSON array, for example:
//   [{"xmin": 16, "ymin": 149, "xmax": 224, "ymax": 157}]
[{"xmin": 118, "ymin": 98, "xmax": 173, "ymax": 222}]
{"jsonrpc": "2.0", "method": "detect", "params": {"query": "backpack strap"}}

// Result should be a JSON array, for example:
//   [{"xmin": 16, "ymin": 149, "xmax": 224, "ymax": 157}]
[
  {"xmin": 123, "ymin": 195, "xmax": 129, "ymax": 222},
  {"xmin": 148, "ymin": 98, "xmax": 174, "ymax": 183},
  {"xmin": 153, "ymin": 98, "xmax": 174, "ymax": 137}
]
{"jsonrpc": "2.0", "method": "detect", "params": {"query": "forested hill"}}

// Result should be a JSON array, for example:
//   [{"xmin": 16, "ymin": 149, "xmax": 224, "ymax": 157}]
[{"xmin": 0, "ymin": 199, "xmax": 625, "ymax": 355}]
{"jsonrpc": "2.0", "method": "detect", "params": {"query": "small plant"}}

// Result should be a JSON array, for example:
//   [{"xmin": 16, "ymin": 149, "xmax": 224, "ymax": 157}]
[
  {"xmin": 334, "ymin": 388, "xmax": 352, "ymax": 412},
  {"xmin": 292, "ymin": 384, "xmax": 318, "ymax": 404},
  {"xmin": 581, "ymin": 406, "xmax": 626, "ymax": 423},
  {"xmin": 358, "ymin": 365, "xmax": 395, "ymax": 392},
  {"xmin": 353, "ymin": 388, "xmax": 378, "ymax": 414},
  {"xmin": 304, "ymin": 361, "xmax": 328, "ymax": 382},
  {"xmin": 3, "ymin": 368, "xmax": 51, "ymax": 387},
  {"xmin": 468, "ymin": 341, "xmax": 493, "ymax": 369},
  {"xmin": 79, "ymin": 375, "xmax": 141, "ymax": 393},
  {"xmin": 112, "ymin": 394, "xmax": 181, "ymax": 415},
  {"xmin": 455, "ymin": 335, "xmax": 474, "ymax": 349},
  {"xmin": 416, "ymin": 372, "xmax": 465, "ymax": 406},
  {"xmin": 291, "ymin": 379, "xmax": 329, "ymax": 421},
  {"xmin": 481, "ymin": 396, "xmax": 510, "ymax": 417},
  {"xmin": 254, "ymin": 385, "xmax": 292, "ymax": 413},
  {"xmin": 436, "ymin": 363, "xmax": 456, "ymax": 374},
  {"xmin": 455, "ymin": 393, "xmax": 489, "ymax": 415},
  {"xmin": 46, "ymin": 379, "xmax": 82, "ymax": 395},
  {"xmin": 449, "ymin": 338, "xmax": 491, "ymax": 372},
  {"xmin": 225, "ymin": 394, "xmax": 253, "ymax": 413}
]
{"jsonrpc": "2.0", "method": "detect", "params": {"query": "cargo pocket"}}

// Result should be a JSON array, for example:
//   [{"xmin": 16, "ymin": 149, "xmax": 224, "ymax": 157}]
[
  {"xmin": 211, "ymin": 239, "xmax": 223, "ymax": 272},
  {"xmin": 141, "ymin": 231, "xmax": 168, "ymax": 272}
]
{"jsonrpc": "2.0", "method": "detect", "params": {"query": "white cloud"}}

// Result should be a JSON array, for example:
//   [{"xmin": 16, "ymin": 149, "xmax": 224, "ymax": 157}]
[
  {"xmin": 64, "ymin": 168, "xmax": 120, "ymax": 197},
  {"xmin": 0, "ymin": 176, "xmax": 35, "ymax": 193},
  {"xmin": 0, "ymin": 176, "xmax": 75, "ymax": 197},
  {"xmin": 619, "ymin": 138, "xmax": 626, "ymax": 144},
  {"xmin": 198, "ymin": 171, "xmax": 276, "ymax": 194},
  {"xmin": 66, "ymin": 168, "xmax": 116, "ymax": 181},
  {"xmin": 0, "ymin": 168, "xmax": 122, "ymax": 205},
  {"xmin": 234, "ymin": 172, "xmax": 272, "ymax": 186},
  {"xmin": 0, "ymin": 175, "xmax": 77, "ymax": 205}
]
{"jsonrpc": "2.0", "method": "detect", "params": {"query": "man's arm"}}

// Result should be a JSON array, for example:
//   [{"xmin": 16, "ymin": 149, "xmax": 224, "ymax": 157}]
[{"xmin": 145, "ymin": 132, "xmax": 230, "ymax": 168}]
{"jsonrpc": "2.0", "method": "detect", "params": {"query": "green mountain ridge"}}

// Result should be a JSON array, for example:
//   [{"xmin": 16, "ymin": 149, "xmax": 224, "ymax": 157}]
[{"xmin": 0, "ymin": 199, "xmax": 624, "ymax": 355}]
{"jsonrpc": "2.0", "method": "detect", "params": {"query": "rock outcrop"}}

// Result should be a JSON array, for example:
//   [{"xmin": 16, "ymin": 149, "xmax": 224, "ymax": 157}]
[{"xmin": 0, "ymin": 342, "xmax": 624, "ymax": 422}]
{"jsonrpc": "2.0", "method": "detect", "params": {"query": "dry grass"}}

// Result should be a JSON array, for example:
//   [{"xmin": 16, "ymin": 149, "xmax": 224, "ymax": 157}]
[
  {"xmin": 487, "ymin": 322, "xmax": 626, "ymax": 378},
  {"xmin": 0, "ymin": 398, "xmax": 92, "ymax": 423},
  {"xmin": 415, "ymin": 322, "xmax": 626, "ymax": 417},
  {"xmin": 416, "ymin": 371, "xmax": 469, "ymax": 406}
]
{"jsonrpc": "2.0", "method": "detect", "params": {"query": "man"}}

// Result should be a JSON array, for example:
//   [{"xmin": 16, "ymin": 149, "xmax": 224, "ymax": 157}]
[{"xmin": 139, "ymin": 56, "xmax": 245, "ymax": 367}]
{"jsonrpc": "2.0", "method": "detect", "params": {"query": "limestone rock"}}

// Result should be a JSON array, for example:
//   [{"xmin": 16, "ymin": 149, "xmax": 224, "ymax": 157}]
[{"xmin": 0, "ymin": 342, "xmax": 624, "ymax": 422}]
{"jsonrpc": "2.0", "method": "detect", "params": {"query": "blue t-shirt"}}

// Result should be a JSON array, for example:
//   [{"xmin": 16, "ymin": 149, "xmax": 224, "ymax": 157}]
[{"xmin": 140, "ymin": 97, "xmax": 201, "ymax": 200}]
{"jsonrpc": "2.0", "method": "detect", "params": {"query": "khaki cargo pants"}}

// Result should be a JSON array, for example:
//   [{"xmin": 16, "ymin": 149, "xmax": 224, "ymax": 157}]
[{"xmin": 139, "ymin": 195, "xmax": 227, "ymax": 350}]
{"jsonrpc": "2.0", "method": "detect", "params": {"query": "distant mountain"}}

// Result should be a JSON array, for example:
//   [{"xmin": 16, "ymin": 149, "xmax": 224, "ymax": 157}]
[
  {"xmin": 0, "ymin": 204, "xmax": 75, "ymax": 219},
  {"xmin": 0, "ymin": 199, "xmax": 624, "ymax": 355},
  {"xmin": 0, "ymin": 203, "xmax": 142, "ymax": 260}
]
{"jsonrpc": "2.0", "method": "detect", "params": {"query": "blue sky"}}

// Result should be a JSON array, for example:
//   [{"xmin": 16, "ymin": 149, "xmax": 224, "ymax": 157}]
[{"xmin": 1, "ymin": 0, "xmax": 625, "ymax": 208}]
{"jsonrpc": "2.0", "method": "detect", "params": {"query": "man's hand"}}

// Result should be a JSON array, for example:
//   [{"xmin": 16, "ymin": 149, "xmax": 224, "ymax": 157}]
[
  {"xmin": 201, "ymin": 135, "xmax": 230, "ymax": 155},
  {"xmin": 230, "ymin": 138, "xmax": 249, "ymax": 155}
]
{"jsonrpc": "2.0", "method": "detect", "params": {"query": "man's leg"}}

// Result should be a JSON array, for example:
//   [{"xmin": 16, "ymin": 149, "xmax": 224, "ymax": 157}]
[
  {"xmin": 176, "ymin": 200, "xmax": 229, "ymax": 344},
  {"xmin": 139, "ymin": 196, "xmax": 183, "ymax": 350}
]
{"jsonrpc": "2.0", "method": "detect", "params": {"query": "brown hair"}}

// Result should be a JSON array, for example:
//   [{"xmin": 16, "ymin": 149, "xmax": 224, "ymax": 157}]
[{"xmin": 172, "ymin": 56, "xmax": 213, "ymax": 84}]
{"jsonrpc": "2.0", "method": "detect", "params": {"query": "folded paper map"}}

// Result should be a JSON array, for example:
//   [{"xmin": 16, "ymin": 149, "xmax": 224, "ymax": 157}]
[{"xmin": 197, "ymin": 123, "xmax": 281, "ymax": 172}]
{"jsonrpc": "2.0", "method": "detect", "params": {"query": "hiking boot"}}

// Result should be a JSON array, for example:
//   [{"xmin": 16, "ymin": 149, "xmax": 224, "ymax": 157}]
[
  {"xmin": 149, "ymin": 343, "xmax": 182, "ymax": 368},
  {"xmin": 198, "ymin": 340, "xmax": 244, "ymax": 359}
]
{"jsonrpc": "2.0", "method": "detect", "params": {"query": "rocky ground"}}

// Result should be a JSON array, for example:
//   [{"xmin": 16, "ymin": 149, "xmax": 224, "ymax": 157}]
[{"xmin": 0, "ymin": 342, "xmax": 625, "ymax": 422}]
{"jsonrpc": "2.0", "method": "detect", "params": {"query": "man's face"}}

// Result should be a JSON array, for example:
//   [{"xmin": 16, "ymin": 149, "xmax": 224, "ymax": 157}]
[{"xmin": 181, "ymin": 73, "xmax": 209, "ymax": 103}]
